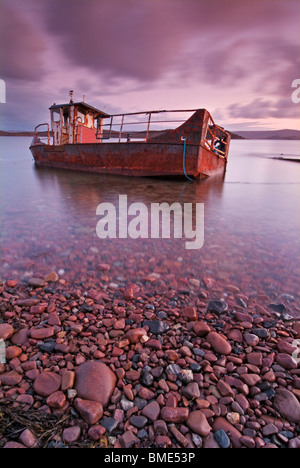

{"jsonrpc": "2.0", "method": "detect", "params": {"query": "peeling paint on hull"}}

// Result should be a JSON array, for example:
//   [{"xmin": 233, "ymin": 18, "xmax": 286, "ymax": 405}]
[
  {"xmin": 30, "ymin": 141, "xmax": 226, "ymax": 179},
  {"xmin": 30, "ymin": 107, "xmax": 230, "ymax": 179}
]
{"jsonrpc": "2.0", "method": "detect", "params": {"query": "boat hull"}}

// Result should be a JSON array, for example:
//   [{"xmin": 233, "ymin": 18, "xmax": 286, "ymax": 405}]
[{"xmin": 30, "ymin": 141, "xmax": 226, "ymax": 179}]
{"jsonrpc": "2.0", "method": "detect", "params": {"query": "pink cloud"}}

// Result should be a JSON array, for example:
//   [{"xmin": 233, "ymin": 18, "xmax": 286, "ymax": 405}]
[
  {"xmin": 1, "ymin": 0, "xmax": 299, "ymax": 130},
  {"xmin": 0, "ymin": 2, "xmax": 46, "ymax": 81}
]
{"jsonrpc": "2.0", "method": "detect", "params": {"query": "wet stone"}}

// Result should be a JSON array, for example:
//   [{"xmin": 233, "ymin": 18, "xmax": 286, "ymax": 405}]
[
  {"xmin": 187, "ymin": 411, "xmax": 211, "ymax": 437},
  {"xmin": 63, "ymin": 426, "xmax": 81, "ymax": 444},
  {"xmin": 129, "ymin": 415, "xmax": 148, "ymax": 429},
  {"xmin": 27, "ymin": 278, "xmax": 45, "ymax": 288},
  {"xmin": 193, "ymin": 348, "xmax": 205, "ymax": 357},
  {"xmin": 143, "ymin": 320, "xmax": 169, "ymax": 335},
  {"xmin": 0, "ymin": 371, "xmax": 22, "ymax": 386},
  {"xmin": 276, "ymin": 353, "xmax": 298, "ymax": 370},
  {"xmin": 207, "ymin": 300, "xmax": 228, "ymax": 314},
  {"xmin": 74, "ymin": 398, "xmax": 103, "ymax": 425},
  {"xmin": 125, "ymin": 328, "xmax": 147, "ymax": 344},
  {"xmin": 46, "ymin": 391, "xmax": 66, "ymax": 409},
  {"xmin": 4, "ymin": 442, "xmax": 27, "ymax": 449},
  {"xmin": 212, "ymin": 417, "xmax": 242, "ymax": 448},
  {"xmin": 75, "ymin": 361, "xmax": 117, "ymax": 407},
  {"xmin": 33, "ymin": 372, "xmax": 62, "ymax": 397},
  {"xmin": 166, "ymin": 364, "xmax": 182, "ymax": 377},
  {"xmin": 179, "ymin": 369, "xmax": 194, "ymax": 384},
  {"xmin": 141, "ymin": 369, "xmax": 154, "ymax": 387},
  {"xmin": 101, "ymin": 417, "xmax": 119, "ymax": 434},
  {"xmin": 193, "ymin": 321, "xmax": 211, "ymax": 337},
  {"xmin": 19, "ymin": 429, "xmax": 38, "ymax": 448},
  {"xmin": 39, "ymin": 341, "xmax": 56, "ymax": 354},
  {"xmin": 206, "ymin": 332, "xmax": 232, "ymax": 355},
  {"xmin": 80, "ymin": 303, "xmax": 94, "ymax": 313},
  {"xmin": 120, "ymin": 431, "xmax": 140, "ymax": 448},
  {"xmin": 268, "ymin": 303, "xmax": 286, "ymax": 314},
  {"xmin": 30, "ymin": 326, "xmax": 55, "ymax": 340},
  {"xmin": 244, "ymin": 333, "xmax": 260, "ymax": 346},
  {"xmin": 273, "ymin": 388, "xmax": 300, "ymax": 424},
  {"xmin": 183, "ymin": 306, "xmax": 198, "ymax": 321},
  {"xmin": 11, "ymin": 327, "xmax": 28, "ymax": 346},
  {"xmin": 190, "ymin": 363, "xmax": 202, "ymax": 373},
  {"xmin": 214, "ymin": 429, "xmax": 231, "ymax": 448},
  {"xmin": 161, "ymin": 407, "xmax": 189, "ymax": 424},
  {"xmin": 252, "ymin": 328, "xmax": 269, "ymax": 339},
  {"xmin": 142, "ymin": 401, "xmax": 160, "ymax": 422},
  {"xmin": 0, "ymin": 324, "xmax": 14, "ymax": 340}
]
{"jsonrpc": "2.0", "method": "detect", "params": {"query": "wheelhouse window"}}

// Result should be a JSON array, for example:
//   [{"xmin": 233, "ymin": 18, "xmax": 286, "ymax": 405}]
[
  {"xmin": 63, "ymin": 109, "xmax": 69, "ymax": 127},
  {"xmin": 52, "ymin": 109, "xmax": 61, "ymax": 122},
  {"xmin": 77, "ymin": 109, "xmax": 86, "ymax": 124}
]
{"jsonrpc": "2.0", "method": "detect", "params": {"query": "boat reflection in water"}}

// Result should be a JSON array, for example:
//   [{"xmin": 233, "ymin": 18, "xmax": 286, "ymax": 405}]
[{"xmin": 33, "ymin": 164, "xmax": 225, "ymax": 214}]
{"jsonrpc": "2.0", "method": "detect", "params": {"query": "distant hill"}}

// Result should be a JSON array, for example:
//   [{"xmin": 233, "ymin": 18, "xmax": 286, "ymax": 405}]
[
  {"xmin": 228, "ymin": 131, "xmax": 244, "ymax": 140},
  {"xmin": 1, "ymin": 129, "xmax": 299, "ymax": 140},
  {"xmin": 0, "ymin": 130, "xmax": 34, "ymax": 136},
  {"xmin": 233, "ymin": 129, "xmax": 300, "ymax": 140},
  {"xmin": 0, "ymin": 130, "xmax": 50, "ymax": 137}
]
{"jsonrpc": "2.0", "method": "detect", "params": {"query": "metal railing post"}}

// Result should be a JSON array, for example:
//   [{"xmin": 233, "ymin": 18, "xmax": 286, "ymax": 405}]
[
  {"xmin": 119, "ymin": 115, "xmax": 124, "ymax": 143},
  {"xmin": 146, "ymin": 113, "xmax": 152, "ymax": 142}
]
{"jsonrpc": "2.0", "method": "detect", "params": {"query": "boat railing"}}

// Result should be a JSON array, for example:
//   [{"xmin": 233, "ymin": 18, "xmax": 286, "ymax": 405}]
[
  {"xmin": 34, "ymin": 123, "xmax": 50, "ymax": 145},
  {"xmin": 203, "ymin": 115, "xmax": 228, "ymax": 159},
  {"xmin": 101, "ymin": 109, "xmax": 199, "ymax": 143}
]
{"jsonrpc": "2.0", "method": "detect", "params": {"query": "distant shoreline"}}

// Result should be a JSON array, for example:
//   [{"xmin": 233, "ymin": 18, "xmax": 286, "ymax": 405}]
[
  {"xmin": 0, "ymin": 131, "xmax": 49, "ymax": 137},
  {"xmin": 0, "ymin": 129, "xmax": 299, "ymax": 140},
  {"xmin": 273, "ymin": 157, "xmax": 300, "ymax": 162}
]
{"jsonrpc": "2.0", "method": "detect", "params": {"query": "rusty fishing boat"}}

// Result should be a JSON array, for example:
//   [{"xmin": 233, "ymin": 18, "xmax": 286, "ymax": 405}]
[{"xmin": 30, "ymin": 91, "xmax": 230, "ymax": 180}]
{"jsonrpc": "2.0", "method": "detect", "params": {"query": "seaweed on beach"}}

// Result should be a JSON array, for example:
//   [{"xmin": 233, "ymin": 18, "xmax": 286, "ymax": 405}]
[
  {"xmin": 0, "ymin": 400, "xmax": 69, "ymax": 448},
  {"xmin": 0, "ymin": 400, "xmax": 116, "ymax": 448}
]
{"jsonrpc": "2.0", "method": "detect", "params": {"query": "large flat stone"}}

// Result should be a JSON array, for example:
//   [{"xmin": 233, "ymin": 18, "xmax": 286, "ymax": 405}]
[{"xmin": 75, "ymin": 361, "xmax": 117, "ymax": 408}]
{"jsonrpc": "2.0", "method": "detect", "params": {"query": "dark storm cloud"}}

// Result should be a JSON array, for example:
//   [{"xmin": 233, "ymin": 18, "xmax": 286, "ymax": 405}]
[
  {"xmin": 40, "ymin": 0, "xmax": 300, "ymax": 85},
  {"xmin": 0, "ymin": 2, "xmax": 46, "ymax": 81},
  {"xmin": 41, "ymin": 0, "xmax": 193, "ymax": 81},
  {"xmin": 1, "ymin": 0, "xmax": 299, "ymax": 129},
  {"xmin": 2, "ymin": 0, "xmax": 299, "ymax": 87}
]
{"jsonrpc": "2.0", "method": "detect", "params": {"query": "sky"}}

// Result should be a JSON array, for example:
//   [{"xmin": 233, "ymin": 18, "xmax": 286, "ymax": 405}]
[{"xmin": 0, "ymin": 0, "xmax": 299, "ymax": 131}]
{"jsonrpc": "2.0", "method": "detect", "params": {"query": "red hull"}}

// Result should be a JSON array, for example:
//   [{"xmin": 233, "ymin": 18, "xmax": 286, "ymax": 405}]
[
  {"xmin": 30, "ymin": 141, "xmax": 226, "ymax": 179},
  {"xmin": 30, "ymin": 109, "xmax": 230, "ymax": 179}
]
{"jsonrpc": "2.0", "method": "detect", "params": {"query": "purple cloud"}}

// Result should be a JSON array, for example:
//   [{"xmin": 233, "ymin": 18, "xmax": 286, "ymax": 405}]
[
  {"xmin": 1, "ymin": 0, "xmax": 299, "ymax": 130},
  {"xmin": 40, "ymin": 0, "xmax": 300, "ymax": 85},
  {"xmin": 0, "ymin": 2, "xmax": 46, "ymax": 81},
  {"xmin": 228, "ymin": 97, "xmax": 300, "ymax": 120}
]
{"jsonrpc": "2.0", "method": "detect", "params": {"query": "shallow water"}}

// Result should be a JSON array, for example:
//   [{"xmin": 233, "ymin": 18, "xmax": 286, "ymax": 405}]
[{"xmin": 0, "ymin": 137, "xmax": 300, "ymax": 308}]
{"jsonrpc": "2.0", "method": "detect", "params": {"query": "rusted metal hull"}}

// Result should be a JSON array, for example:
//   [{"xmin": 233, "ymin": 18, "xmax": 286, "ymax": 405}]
[
  {"xmin": 30, "ymin": 141, "xmax": 226, "ymax": 179},
  {"xmin": 30, "ymin": 108, "xmax": 230, "ymax": 179}
]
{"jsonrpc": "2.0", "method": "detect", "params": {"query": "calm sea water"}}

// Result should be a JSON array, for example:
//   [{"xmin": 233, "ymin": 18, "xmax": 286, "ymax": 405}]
[{"xmin": 0, "ymin": 137, "xmax": 300, "ymax": 307}]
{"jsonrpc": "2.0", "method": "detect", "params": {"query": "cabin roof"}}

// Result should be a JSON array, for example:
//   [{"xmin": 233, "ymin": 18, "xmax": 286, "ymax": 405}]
[{"xmin": 49, "ymin": 101, "xmax": 110, "ymax": 118}]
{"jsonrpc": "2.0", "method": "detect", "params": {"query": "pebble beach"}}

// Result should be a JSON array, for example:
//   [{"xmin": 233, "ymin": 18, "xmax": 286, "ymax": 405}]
[
  {"xmin": 0, "ymin": 271, "xmax": 299, "ymax": 449},
  {"xmin": 0, "ymin": 138, "xmax": 300, "ymax": 449}
]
